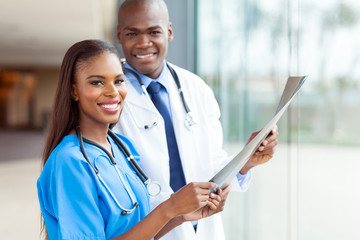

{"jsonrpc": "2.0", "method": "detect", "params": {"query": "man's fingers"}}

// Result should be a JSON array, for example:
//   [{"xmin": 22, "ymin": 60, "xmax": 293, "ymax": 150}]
[{"xmin": 206, "ymin": 200, "xmax": 219, "ymax": 210}]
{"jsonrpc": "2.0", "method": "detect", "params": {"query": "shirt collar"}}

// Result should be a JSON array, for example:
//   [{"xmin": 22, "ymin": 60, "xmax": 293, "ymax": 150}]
[{"xmin": 123, "ymin": 60, "xmax": 171, "ymax": 95}]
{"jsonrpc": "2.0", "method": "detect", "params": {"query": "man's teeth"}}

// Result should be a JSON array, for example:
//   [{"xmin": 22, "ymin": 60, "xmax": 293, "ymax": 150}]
[
  {"xmin": 101, "ymin": 104, "xmax": 118, "ymax": 109},
  {"xmin": 136, "ymin": 53, "xmax": 153, "ymax": 59}
]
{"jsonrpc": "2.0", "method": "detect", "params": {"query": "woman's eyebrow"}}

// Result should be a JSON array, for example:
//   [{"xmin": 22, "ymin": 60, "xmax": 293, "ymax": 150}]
[
  {"xmin": 87, "ymin": 73, "xmax": 125, "ymax": 79},
  {"xmin": 116, "ymin": 73, "xmax": 126, "ymax": 78},
  {"xmin": 86, "ymin": 75, "xmax": 105, "ymax": 79}
]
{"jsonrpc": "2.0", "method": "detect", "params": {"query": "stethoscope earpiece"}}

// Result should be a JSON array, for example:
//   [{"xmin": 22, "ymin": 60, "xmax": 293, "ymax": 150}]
[
  {"xmin": 143, "ymin": 121, "xmax": 157, "ymax": 130},
  {"xmin": 121, "ymin": 202, "xmax": 139, "ymax": 215}
]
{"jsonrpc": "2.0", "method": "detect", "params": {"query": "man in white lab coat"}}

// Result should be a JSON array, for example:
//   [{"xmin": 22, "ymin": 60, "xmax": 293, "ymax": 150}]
[{"xmin": 114, "ymin": 0, "xmax": 279, "ymax": 239}]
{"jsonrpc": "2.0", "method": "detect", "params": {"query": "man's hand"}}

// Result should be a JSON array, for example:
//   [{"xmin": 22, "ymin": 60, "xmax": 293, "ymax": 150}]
[
  {"xmin": 211, "ymin": 184, "xmax": 231, "ymax": 215},
  {"xmin": 240, "ymin": 126, "xmax": 279, "ymax": 175}
]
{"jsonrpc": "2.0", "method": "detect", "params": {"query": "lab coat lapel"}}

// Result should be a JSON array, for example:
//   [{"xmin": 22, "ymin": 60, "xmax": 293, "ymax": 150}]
[
  {"xmin": 119, "ymin": 81, "xmax": 172, "ymax": 192},
  {"xmin": 167, "ymin": 69, "xmax": 198, "ymax": 183}
]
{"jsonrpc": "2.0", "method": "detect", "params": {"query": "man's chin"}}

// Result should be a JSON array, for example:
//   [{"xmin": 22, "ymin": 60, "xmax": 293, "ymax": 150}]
[{"xmin": 133, "ymin": 63, "xmax": 162, "ymax": 79}]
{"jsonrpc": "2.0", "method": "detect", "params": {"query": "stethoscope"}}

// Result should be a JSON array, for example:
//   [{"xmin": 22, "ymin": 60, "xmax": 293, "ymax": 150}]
[
  {"xmin": 121, "ymin": 59, "xmax": 196, "ymax": 130},
  {"xmin": 76, "ymin": 126, "xmax": 161, "ymax": 215}
]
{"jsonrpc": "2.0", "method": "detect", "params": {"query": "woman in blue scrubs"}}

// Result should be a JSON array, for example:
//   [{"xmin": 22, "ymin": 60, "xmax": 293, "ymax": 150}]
[{"xmin": 37, "ymin": 39, "xmax": 222, "ymax": 240}]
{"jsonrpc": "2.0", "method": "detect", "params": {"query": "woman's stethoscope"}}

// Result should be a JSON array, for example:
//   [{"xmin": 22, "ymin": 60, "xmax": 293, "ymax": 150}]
[
  {"xmin": 76, "ymin": 126, "xmax": 161, "ymax": 215},
  {"xmin": 121, "ymin": 59, "xmax": 196, "ymax": 130}
]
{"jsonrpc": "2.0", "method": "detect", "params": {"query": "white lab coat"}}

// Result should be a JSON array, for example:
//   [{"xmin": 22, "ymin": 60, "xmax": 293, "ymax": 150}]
[{"xmin": 114, "ymin": 63, "xmax": 249, "ymax": 240}]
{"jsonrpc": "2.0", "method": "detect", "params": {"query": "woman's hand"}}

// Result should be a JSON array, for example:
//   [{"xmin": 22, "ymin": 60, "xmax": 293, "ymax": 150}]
[
  {"xmin": 152, "ymin": 182, "xmax": 222, "ymax": 240},
  {"xmin": 181, "ymin": 191, "xmax": 221, "ymax": 221},
  {"xmin": 181, "ymin": 184, "xmax": 231, "ymax": 221},
  {"xmin": 167, "ymin": 182, "xmax": 219, "ymax": 218}
]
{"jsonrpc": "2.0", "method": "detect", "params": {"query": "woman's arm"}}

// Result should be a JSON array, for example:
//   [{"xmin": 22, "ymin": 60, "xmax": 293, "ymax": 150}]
[{"xmin": 111, "ymin": 182, "xmax": 220, "ymax": 240}]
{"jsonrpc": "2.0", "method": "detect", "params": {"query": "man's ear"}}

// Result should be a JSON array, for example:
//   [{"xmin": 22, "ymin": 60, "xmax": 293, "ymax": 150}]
[
  {"xmin": 71, "ymin": 84, "xmax": 79, "ymax": 101},
  {"xmin": 168, "ymin": 22, "xmax": 174, "ymax": 42},
  {"xmin": 116, "ymin": 25, "xmax": 121, "ymax": 43}
]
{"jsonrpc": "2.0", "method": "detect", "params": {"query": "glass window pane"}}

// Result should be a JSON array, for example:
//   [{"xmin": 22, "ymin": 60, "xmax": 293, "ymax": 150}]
[
  {"xmin": 197, "ymin": 0, "xmax": 290, "ymax": 239},
  {"xmin": 196, "ymin": 0, "xmax": 360, "ymax": 240},
  {"xmin": 298, "ymin": 1, "xmax": 360, "ymax": 239}
]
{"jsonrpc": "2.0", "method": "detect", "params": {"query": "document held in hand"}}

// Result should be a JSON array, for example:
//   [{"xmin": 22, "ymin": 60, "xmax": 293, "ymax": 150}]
[{"xmin": 209, "ymin": 76, "xmax": 307, "ymax": 192}]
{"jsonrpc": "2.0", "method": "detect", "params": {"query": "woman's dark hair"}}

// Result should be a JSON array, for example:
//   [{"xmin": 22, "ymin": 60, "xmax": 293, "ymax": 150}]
[{"xmin": 40, "ymin": 39, "xmax": 120, "ymax": 239}]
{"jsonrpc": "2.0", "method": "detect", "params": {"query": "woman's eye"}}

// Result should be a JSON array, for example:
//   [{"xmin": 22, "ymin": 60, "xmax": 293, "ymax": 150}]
[
  {"xmin": 90, "ymin": 80, "xmax": 103, "ymax": 86},
  {"xmin": 115, "ymin": 79, "xmax": 125, "ymax": 85}
]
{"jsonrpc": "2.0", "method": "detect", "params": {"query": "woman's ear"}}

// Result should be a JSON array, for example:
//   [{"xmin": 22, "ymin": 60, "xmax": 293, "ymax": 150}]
[{"xmin": 71, "ymin": 84, "xmax": 79, "ymax": 101}]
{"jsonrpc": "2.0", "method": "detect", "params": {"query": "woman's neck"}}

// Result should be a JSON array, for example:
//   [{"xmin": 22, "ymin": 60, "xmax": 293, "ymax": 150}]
[{"xmin": 78, "ymin": 123, "xmax": 111, "ymax": 151}]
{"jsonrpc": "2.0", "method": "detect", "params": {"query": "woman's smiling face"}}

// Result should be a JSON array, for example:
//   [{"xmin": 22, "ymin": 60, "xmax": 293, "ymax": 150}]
[{"xmin": 72, "ymin": 52, "xmax": 127, "ymax": 129}]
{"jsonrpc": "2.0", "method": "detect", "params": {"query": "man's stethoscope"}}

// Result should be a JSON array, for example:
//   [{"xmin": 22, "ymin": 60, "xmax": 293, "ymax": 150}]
[
  {"xmin": 76, "ymin": 126, "xmax": 161, "ymax": 215},
  {"xmin": 121, "ymin": 59, "xmax": 196, "ymax": 130}
]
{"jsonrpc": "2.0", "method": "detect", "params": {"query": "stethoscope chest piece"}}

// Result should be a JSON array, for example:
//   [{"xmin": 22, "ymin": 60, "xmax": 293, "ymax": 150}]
[
  {"xmin": 184, "ymin": 112, "xmax": 196, "ymax": 130},
  {"xmin": 146, "ymin": 180, "xmax": 161, "ymax": 197}
]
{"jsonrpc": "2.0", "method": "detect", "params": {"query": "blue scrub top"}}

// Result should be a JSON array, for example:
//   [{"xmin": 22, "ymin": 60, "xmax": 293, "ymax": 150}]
[{"xmin": 37, "ymin": 133, "xmax": 151, "ymax": 240}]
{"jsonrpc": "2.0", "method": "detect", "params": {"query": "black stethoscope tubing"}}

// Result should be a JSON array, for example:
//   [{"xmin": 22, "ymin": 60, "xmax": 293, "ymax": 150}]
[
  {"xmin": 77, "ymin": 127, "xmax": 147, "ymax": 181},
  {"xmin": 107, "ymin": 130, "xmax": 149, "ymax": 183}
]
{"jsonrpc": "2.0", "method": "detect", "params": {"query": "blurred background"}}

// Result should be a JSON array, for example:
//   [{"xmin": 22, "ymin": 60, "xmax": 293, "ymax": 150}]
[{"xmin": 1, "ymin": 0, "xmax": 360, "ymax": 239}]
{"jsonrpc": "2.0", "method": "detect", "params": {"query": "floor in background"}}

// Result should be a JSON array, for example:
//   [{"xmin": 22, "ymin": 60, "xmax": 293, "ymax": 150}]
[
  {"xmin": 0, "ymin": 158, "xmax": 41, "ymax": 240},
  {"xmin": 0, "ymin": 130, "xmax": 45, "ymax": 240}
]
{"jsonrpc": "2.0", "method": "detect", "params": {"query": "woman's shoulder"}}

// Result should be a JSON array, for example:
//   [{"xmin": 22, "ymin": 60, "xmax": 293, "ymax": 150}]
[
  {"xmin": 46, "ymin": 134, "xmax": 83, "ymax": 167},
  {"xmin": 54, "ymin": 134, "xmax": 80, "ymax": 154},
  {"xmin": 39, "ymin": 134, "xmax": 88, "ymax": 185}
]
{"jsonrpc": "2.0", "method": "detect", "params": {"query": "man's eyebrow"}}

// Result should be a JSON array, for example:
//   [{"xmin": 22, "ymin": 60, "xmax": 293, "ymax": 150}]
[
  {"xmin": 124, "ymin": 25, "xmax": 162, "ymax": 31},
  {"xmin": 148, "ymin": 25, "xmax": 162, "ymax": 30},
  {"xmin": 124, "ymin": 27, "xmax": 139, "ymax": 32}
]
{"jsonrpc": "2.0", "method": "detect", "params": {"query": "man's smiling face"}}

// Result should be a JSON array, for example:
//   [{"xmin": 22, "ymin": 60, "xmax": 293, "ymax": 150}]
[{"xmin": 117, "ymin": 1, "xmax": 173, "ymax": 79}]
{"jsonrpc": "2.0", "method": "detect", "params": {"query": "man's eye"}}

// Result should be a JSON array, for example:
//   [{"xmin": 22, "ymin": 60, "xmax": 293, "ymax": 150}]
[
  {"xmin": 150, "ymin": 31, "xmax": 161, "ymax": 35},
  {"xmin": 126, "ymin": 32, "xmax": 137, "ymax": 37}
]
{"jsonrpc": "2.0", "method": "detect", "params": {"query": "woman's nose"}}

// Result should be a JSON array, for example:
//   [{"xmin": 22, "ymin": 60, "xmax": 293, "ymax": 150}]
[{"xmin": 104, "ymin": 84, "xmax": 118, "ymax": 97}]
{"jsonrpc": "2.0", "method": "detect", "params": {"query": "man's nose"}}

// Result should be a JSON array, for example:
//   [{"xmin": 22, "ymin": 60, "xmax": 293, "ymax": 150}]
[{"xmin": 136, "ymin": 34, "xmax": 152, "ymax": 48}]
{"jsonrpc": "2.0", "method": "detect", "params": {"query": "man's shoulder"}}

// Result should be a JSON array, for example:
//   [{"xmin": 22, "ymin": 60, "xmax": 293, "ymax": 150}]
[
  {"xmin": 168, "ymin": 63, "xmax": 200, "ymax": 79},
  {"xmin": 168, "ymin": 62, "xmax": 210, "ymax": 89}
]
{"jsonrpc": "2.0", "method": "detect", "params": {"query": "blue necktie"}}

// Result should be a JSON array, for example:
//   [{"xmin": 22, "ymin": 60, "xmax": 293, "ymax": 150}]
[{"xmin": 147, "ymin": 81, "xmax": 186, "ymax": 192}]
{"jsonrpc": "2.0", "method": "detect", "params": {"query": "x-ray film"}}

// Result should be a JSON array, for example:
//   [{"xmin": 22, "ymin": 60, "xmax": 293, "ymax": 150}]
[{"xmin": 209, "ymin": 76, "xmax": 307, "ymax": 192}]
